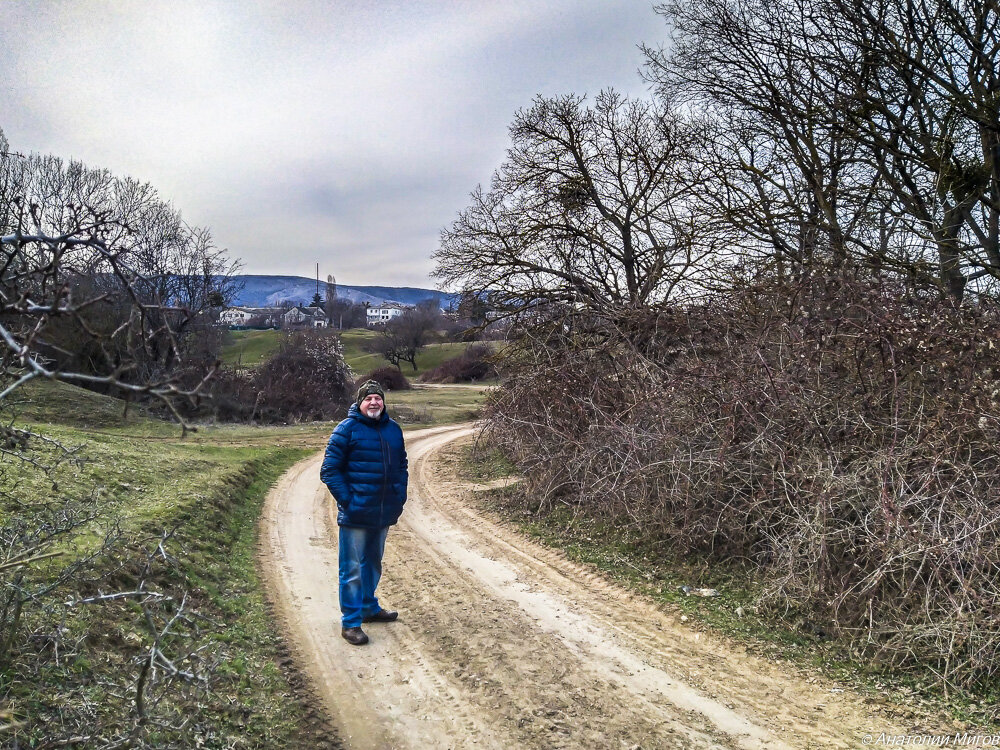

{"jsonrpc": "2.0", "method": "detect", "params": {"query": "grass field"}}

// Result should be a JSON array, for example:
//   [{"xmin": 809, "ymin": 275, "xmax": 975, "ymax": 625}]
[
  {"xmin": 337, "ymin": 328, "xmax": 479, "ymax": 380},
  {"xmin": 347, "ymin": 342, "xmax": 472, "ymax": 380},
  {"xmin": 220, "ymin": 327, "xmax": 474, "ymax": 381},
  {"xmin": 219, "ymin": 328, "xmax": 283, "ymax": 366},
  {"xmin": 386, "ymin": 384, "xmax": 492, "ymax": 426},
  {"xmin": 0, "ymin": 376, "xmax": 485, "ymax": 745}
]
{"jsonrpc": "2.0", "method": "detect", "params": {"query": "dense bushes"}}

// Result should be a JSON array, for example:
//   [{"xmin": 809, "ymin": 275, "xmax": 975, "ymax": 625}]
[
  {"xmin": 356, "ymin": 366, "xmax": 411, "ymax": 393},
  {"xmin": 421, "ymin": 344, "xmax": 495, "ymax": 383},
  {"xmin": 485, "ymin": 272, "xmax": 1000, "ymax": 693},
  {"xmin": 198, "ymin": 331, "xmax": 353, "ymax": 423}
]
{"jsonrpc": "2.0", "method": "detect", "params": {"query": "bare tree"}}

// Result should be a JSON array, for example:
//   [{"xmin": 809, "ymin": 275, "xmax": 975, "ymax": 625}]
[
  {"xmin": 646, "ymin": 0, "xmax": 894, "ymax": 281},
  {"xmin": 375, "ymin": 302, "xmax": 439, "ymax": 371},
  {"xmin": 434, "ymin": 90, "xmax": 710, "ymax": 315},
  {"xmin": 828, "ymin": 0, "xmax": 1000, "ymax": 299},
  {"xmin": 0, "ymin": 128, "xmax": 243, "ymax": 745},
  {"xmin": 646, "ymin": 0, "xmax": 1000, "ymax": 299}
]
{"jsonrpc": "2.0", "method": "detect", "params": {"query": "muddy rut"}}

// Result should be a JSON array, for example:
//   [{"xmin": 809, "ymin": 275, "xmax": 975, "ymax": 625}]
[{"xmin": 258, "ymin": 424, "xmax": 905, "ymax": 749}]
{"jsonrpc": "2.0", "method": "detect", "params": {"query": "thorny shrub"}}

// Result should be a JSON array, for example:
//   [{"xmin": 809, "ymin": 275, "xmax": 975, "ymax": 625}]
[
  {"xmin": 252, "ymin": 331, "xmax": 352, "ymax": 421},
  {"xmin": 484, "ymin": 271, "xmax": 1000, "ymax": 696},
  {"xmin": 421, "ymin": 344, "xmax": 496, "ymax": 383}
]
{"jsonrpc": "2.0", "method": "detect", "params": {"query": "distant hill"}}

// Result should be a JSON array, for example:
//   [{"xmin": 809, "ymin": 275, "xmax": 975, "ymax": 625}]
[{"xmin": 230, "ymin": 275, "xmax": 458, "ymax": 309}]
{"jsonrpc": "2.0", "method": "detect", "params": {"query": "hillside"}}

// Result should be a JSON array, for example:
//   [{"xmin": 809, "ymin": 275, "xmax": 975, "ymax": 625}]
[
  {"xmin": 221, "ymin": 327, "xmax": 475, "ymax": 381},
  {"xmin": 231, "ymin": 275, "xmax": 459, "ymax": 309},
  {"xmin": 1, "ymin": 379, "xmax": 331, "ymax": 746}
]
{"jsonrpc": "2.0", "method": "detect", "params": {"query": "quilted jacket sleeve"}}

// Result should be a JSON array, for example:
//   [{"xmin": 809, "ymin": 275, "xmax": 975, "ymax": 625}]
[
  {"xmin": 320, "ymin": 421, "xmax": 352, "ymax": 506},
  {"xmin": 398, "ymin": 432, "xmax": 409, "ymax": 502}
]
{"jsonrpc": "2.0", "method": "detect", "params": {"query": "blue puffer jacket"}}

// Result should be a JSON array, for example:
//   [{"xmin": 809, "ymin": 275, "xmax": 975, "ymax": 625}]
[{"xmin": 320, "ymin": 404, "xmax": 408, "ymax": 529}]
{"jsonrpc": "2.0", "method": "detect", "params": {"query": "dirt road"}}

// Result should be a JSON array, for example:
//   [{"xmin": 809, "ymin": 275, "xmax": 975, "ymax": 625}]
[{"xmin": 259, "ymin": 424, "xmax": 905, "ymax": 749}]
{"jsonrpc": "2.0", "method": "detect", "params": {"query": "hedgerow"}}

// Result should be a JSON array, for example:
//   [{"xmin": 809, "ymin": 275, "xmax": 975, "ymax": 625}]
[{"xmin": 484, "ymin": 271, "xmax": 1000, "ymax": 697}]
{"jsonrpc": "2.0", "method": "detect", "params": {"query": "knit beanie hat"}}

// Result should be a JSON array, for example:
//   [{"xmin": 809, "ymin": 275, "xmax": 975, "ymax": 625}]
[{"xmin": 356, "ymin": 380, "xmax": 385, "ymax": 405}]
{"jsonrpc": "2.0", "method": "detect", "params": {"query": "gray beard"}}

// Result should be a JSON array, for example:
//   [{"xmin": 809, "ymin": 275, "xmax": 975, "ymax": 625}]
[{"xmin": 365, "ymin": 407, "xmax": 382, "ymax": 418}]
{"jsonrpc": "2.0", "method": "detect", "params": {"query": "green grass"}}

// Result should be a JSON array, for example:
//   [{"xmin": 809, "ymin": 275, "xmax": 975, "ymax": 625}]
[
  {"xmin": 168, "ymin": 446, "xmax": 325, "ymax": 746},
  {"xmin": 219, "ymin": 328, "xmax": 283, "ymax": 366},
  {"xmin": 0, "ymin": 374, "xmax": 490, "ymax": 745},
  {"xmin": 315, "ymin": 326, "xmax": 381, "ymax": 375},
  {"xmin": 5, "ymin": 377, "xmax": 159, "ymax": 428},
  {"xmin": 385, "ymin": 384, "xmax": 492, "ymax": 427},
  {"xmin": 0, "ymin": 380, "xmax": 336, "ymax": 747},
  {"xmin": 219, "ymin": 326, "xmax": 487, "ymax": 383},
  {"xmin": 340, "ymin": 328, "xmax": 487, "ymax": 380},
  {"xmin": 338, "ymin": 327, "xmax": 377, "ymax": 358},
  {"xmin": 347, "ymin": 341, "xmax": 471, "ymax": 380}
]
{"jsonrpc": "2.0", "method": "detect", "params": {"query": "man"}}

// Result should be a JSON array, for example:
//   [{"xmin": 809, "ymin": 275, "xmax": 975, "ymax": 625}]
[{"xmin": 320, "ymin": 380, "xmax": 408, "ymax": 646}]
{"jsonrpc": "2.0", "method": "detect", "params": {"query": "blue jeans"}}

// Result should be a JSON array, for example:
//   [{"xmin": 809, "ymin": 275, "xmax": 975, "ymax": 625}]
[{"xmin": 338, "ymin": 525, "xmax": 389, "ymax": 628}]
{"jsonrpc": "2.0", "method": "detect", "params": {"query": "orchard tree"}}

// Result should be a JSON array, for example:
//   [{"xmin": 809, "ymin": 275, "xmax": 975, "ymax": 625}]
[{"xmin": 376, "ymin": 302, "xmax": 440, "ymax": 371}]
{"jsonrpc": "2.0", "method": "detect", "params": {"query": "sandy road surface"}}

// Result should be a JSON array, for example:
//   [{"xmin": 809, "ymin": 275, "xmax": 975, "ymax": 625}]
[{"xmin": 259, "ymin": 424, "xmax": 905, "ymax": 749}]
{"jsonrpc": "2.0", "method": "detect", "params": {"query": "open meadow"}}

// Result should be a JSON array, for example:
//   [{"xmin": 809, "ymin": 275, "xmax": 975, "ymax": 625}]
[
  {"xmin": 218, "ymin": 328, "xmax": 284, "ymax": 367},
  {"xmin": 220, "ymin": 327, "xmax": 476, "ymax": 381}
]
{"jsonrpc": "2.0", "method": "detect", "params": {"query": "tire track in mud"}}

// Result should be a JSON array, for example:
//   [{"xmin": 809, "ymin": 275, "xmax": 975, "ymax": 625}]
[{"xmin": 260, "ymin": 424, "xmax": 905, "ymax": 749}]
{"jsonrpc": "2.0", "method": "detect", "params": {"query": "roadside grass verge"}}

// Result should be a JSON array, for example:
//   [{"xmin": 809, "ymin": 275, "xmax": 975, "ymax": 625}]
[
  {"xmin": 0, "ymin": 381, "xmax": 336, "ymax": 747},
  {"xmin": 453, "ymin": 439, "xmax": 999, "ymax": 732}
]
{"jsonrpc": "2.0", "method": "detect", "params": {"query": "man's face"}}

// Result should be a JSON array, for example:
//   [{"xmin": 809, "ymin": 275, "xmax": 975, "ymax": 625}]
[{"xmin": 360, "ymin": 393, "xmax": 384, "ymax": 418}]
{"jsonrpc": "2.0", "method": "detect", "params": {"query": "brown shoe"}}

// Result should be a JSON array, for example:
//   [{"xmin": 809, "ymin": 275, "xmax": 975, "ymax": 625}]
[
  {"xmin": 363, "ymin": 609, "xmax": 398, "ymax": 623},
  {"xmin": 341, "ymin": 626, "xmax": 369, "ymax": 645}
]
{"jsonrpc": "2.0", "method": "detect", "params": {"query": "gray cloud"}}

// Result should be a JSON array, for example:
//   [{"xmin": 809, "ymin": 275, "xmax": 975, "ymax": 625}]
[{"xmin": 0, "ymin": 1, "xmax": 663, "ymax": 286}]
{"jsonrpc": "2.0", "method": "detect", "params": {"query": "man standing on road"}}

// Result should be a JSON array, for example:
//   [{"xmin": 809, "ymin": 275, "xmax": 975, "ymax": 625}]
[{"xmin": 320, "ymin": 380, "xmax": 408, "ymax": 646}]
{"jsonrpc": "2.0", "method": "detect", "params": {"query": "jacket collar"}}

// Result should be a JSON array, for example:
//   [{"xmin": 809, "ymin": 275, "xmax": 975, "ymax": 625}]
[{"xmin": 347, "ymin": 402, "xmax": 389, "ymax": 426}]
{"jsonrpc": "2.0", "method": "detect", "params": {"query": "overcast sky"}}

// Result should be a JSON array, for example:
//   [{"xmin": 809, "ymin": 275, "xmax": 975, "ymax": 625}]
[{"xmin": 0, "ymin": 1, "xmax": 663, "ymax": 288}]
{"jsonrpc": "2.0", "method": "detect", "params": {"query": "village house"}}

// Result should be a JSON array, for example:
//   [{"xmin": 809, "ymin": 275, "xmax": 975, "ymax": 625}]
[
  {"xmin": 218, "ymin": 306, "xmax": 283, "ymax": 328},
  {"xmin": 283, "ymin": 305, "xmax": 328, "ymax": 328},
  {"xmin": 366, "ymin": 303, "xmax": 409, "ymax": 326}
]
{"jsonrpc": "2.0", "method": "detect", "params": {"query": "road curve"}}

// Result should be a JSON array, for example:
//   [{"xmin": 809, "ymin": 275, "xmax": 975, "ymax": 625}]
[{"xmin": 258, "ymin": 423, "xmax": 904, "ymax": 749}]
